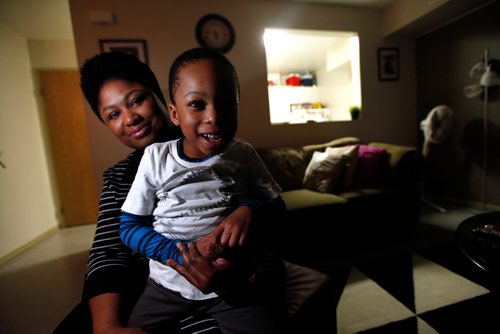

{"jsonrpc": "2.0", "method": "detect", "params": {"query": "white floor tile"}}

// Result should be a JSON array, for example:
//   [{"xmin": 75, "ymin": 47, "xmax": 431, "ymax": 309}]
[
  {"xmin": 417, "ymin": 317, "xmax": 439, "ymax": 334},
  {"xmin": 413, "ymin": 254, "xmax": 489, "ymax": 314},
  {"xmin": 337, "ymin": 267, "xmax": 414, "ymax": 334}
]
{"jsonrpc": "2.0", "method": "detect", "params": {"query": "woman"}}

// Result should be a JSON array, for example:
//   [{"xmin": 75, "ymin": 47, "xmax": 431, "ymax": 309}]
[{"xmin": 54, "ymin": 52, "xmax": 243, "ymax": 333}]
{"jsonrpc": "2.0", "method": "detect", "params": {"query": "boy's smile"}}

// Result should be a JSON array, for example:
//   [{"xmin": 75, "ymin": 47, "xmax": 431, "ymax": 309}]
[{"xmin": 169, "ymin": 58, "xmax": 238, "ymax": 159}]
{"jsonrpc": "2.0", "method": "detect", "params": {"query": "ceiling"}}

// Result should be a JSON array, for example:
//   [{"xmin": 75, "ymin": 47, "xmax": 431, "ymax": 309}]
[
  {"xmin": 0, "ymin": 0, "xmax": 392, "ymax": 40},
  {"xmin": 0, "ymin": 0, "xmax": 73, "ymax": 39}
]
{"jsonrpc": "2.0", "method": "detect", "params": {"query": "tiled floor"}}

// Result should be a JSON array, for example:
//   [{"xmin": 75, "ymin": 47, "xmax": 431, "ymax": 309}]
[
  {"xmin": 337, "ymin": 201, "xmax": 500, "ymax": 333},
  {"xmin": 337, "ymin": 247, "xmax": 499, "ymax": 333}
]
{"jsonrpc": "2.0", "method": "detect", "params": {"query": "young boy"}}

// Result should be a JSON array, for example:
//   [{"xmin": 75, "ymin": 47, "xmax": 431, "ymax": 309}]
[{"xmin": 120, "ymin": 47, "xmax": 286, "ymax": 333}]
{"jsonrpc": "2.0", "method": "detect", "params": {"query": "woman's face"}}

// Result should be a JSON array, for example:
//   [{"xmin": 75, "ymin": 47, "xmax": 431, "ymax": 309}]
[{"xmin": 98, "ymin": 79, "xmax": 168, "ymax": 150}]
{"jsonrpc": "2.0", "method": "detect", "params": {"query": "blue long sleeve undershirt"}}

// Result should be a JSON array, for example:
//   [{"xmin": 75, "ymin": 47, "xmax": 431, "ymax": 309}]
[
  {"xmin": 119, "ymin": 212, "xmax": 185, "ymax": 265},
  {"xmin": 119, "ymin": 196, "xmax": 285, "ymax": 266}
]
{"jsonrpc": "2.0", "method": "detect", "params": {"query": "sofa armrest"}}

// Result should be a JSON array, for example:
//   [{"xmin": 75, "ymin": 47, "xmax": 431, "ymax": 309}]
[
  {"xmin": 368, "ymin": 142, "xmax": 420, "ymax": 193},
  {"xmin": 368, "ymin": 142, "xmax": 416, "ymax": 170}
]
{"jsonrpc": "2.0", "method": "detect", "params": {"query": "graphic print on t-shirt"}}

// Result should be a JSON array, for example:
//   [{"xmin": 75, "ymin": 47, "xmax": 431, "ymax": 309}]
[{"xmin": 154, "ymin": 165, "xmax": 234, "ymax": 241}]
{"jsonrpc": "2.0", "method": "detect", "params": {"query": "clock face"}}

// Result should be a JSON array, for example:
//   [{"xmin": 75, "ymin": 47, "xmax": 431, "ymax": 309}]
[{"xmin": 196, "ymin": 14, "xmax": 235, "ymax": 53}]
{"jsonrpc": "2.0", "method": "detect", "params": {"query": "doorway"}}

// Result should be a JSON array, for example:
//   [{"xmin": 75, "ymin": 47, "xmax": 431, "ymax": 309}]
[{"xmin": 38, "ymin": 70, "xmax": 98, "ymax": 227}]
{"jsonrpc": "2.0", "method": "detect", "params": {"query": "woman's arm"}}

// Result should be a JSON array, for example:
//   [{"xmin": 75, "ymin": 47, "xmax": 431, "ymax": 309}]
[
  {"xmin": 83, "ymin": 153, "xmax": 145, "ymax": 300},
  {"xmin": 89, "ymin": 293, "xmax": 146, "ymax": 334},
  {"xmin": 82, "ymin": 152, "xmax": 149, "ymax": 331}
]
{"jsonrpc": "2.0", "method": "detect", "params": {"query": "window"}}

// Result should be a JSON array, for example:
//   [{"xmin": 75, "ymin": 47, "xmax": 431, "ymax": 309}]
[{"xmin": 263, "ymin": 28, "xmax": 361, "ymax": 124}]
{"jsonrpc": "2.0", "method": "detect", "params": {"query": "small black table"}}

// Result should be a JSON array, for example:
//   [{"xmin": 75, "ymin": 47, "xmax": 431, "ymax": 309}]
[{"xmin": 455, "ymin": 211, "xmax": 500, "ymax": 277}]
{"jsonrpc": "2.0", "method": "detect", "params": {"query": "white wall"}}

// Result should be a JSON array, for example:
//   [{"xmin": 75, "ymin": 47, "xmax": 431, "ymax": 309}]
[
  {"xmin": 0, "ymin": 23, "xmax": 59, "ymax": 260},
  {"xmin": 69, "ymin": 0, "xmax": 418, "ymax": 191}
]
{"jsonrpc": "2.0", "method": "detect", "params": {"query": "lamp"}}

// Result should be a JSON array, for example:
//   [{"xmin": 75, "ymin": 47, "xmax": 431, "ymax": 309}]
[
  {"xmin": 480, "ymin": 64, "xmax": 499, "ymax": 87},
  {"xmin": 463, "ymin": 49, "xmax": 499, "ymax": 210}
]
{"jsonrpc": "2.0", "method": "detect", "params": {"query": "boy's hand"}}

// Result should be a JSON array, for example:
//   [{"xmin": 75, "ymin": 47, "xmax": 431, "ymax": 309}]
[
  {"xmin": 196, "ymin": 205, "xmax": 254, "ymax": 259},
  {"xmin": 218, "ymin": 205, "xmax": 253, "ymax": 248}
]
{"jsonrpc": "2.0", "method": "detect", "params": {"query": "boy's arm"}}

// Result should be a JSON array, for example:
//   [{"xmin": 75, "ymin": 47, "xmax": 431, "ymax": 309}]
[
  {"xmin": 201, "ymin": 196, "xmax": 285, "ymax": 252},
  {"xmin": 119, "ymin": 212, "xmax": 184, "ymax": 264}
]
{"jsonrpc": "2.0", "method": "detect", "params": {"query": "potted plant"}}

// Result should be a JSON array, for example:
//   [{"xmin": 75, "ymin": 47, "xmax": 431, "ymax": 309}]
[{"xmin": 349, "ymin": 106, "xmax": 361, "ymax": 120}]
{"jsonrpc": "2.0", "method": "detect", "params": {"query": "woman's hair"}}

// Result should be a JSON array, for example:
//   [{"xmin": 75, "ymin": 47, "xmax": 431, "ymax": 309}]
[
  {"xmin": 168, "ymin": 47, "xmax": 240, "ymax": 104},
  {"xmin": 80, "ymin": 52, "xmax": 166, "ymax": 121}
]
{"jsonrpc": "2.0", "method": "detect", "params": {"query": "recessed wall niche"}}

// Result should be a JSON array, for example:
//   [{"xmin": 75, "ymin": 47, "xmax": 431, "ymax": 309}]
[{"xmin": 263, "ymin": 28, "xmax": 361, "ymax": 124}]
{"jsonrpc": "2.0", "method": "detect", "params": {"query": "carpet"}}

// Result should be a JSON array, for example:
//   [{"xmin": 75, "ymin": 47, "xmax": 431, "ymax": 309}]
[{"xmin": 336, "ymin": 242, "xmax": 500, "ymax": 333}]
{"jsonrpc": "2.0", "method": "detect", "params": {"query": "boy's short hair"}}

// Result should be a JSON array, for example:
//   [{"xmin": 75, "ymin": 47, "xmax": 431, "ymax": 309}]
[
  {"xmin": 168, "ymin": 47, "xmax": 240, "ymax": 104},
  {"xmin": 80, "ymin": 52, "xmax": 166, "ymax": 122}
]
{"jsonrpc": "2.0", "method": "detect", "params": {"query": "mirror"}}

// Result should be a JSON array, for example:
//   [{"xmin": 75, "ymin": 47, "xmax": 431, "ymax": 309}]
[{"xmin": 263, "ymin": 28, "xmax": 361, "ymax": 124}]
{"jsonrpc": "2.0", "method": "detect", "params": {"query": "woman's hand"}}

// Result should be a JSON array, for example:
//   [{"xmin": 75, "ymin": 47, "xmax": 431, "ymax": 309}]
[
  {"xmin": 166, "ymin": 242, "xmax": 231, "ymax": 293},
  {"xmin": 196, "ymin": 230, "xmax": 225, "ymax": 260}
]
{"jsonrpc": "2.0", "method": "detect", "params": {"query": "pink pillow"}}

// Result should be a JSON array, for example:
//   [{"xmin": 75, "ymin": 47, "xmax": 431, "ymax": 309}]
[{"xmin": 354, "ymin": 145, "xmax": 389, "ymax": 188}]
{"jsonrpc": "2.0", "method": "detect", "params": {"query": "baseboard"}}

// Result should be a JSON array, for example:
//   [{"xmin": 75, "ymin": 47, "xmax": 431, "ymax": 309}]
[
  {"xmin": 425, "ymin": 196, "xmax": 500, "ymax": 212},
  {"xmin": 0, "ymin": 226, "xmax": 60, "ymax": 267}
]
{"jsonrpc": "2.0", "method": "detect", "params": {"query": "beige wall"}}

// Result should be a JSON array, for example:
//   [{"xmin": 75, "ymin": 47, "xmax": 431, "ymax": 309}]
[
  {"xmin": 0, "ymin": 23, "xmax": 59, "ymax": 260},
  {"xmin": 28, "ymin": 39, "xmax": 77, "ymax": 69},
  {"xmin": 70, "ymin": 0, "xmax": 418, "ymax": 191}
]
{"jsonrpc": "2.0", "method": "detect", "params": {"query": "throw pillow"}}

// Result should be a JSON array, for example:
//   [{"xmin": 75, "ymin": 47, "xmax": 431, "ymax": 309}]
[
  {"xmin": 256, "ymin": 147, "xmax": 306, "ymax": 191},
  {"xmin": 325, "ymin": 144, "xmax": 359, "ymax": 191},
  {"xmin": 302, "ymin": 150, "xmax": 348, "ymax": 193},
  {"xmin": 302, "ymin": 136, "xmax": 360, "ymax": 162},
  {"xmin": 354, "ymin": 145, "xmax": 390, "ymax": 188}
]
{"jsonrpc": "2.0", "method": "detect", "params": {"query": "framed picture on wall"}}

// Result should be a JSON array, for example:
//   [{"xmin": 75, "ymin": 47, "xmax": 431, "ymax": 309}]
[
  {"xmin": 378, "ymin": 48, "xmax": 399, "ymax": 81},
  {"xmin": 99, "ymin": 39, "xmax": 149, "ymax": 64}
]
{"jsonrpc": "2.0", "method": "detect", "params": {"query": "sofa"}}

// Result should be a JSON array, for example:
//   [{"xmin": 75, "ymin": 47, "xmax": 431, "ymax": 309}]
[{"xmin": 256, "ymin": 137, "xmax": 420, "ymax": 272}]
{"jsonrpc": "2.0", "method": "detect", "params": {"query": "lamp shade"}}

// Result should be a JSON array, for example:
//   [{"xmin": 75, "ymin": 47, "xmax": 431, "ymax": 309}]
[{"xmin": 480, "ymin": 65, "xmax": 499, "ymax": 87}]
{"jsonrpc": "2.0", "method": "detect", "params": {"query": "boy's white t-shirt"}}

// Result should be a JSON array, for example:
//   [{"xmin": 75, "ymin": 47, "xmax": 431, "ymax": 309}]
[{"xmin": 122, "ymin": 138, "xmax": 281, "ymax": 300}]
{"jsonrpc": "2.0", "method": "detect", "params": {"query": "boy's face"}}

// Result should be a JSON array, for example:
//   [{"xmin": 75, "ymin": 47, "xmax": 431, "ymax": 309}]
[{"xmin": 169, "ymin": 58, "xmax": 238, "ymax": 159}]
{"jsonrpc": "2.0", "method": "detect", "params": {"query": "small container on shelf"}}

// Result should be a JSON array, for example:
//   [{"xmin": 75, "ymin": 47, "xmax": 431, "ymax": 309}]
[
  {"xmin": 285, "ymin": 73, "xmax": 301, "ymax": 86},
  {"xmin": 301, "ymin": 72, "xmax": 314, "ymax": 86},
  {"xmin": 267, "ymin": 73, "xmax": 281, "ymax": 86}
]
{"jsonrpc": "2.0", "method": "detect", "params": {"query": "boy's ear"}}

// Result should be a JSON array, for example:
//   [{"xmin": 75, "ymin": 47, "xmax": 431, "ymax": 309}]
[{"xmin": 168, "ymin": 103, "xmax": 180, "ymax": 126}]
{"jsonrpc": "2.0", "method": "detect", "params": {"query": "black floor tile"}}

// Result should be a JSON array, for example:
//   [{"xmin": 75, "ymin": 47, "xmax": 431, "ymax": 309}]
[
  {"xmin": 419, "ymin": 293, "xmax": 500, "ymax": 334},
  {"xmin": 356, "ymin": 251, "xmax": 416, "ymax": 312},
  {"xmin": 359, "ymin": 317, "xmax": 418, "ymax": 334}
]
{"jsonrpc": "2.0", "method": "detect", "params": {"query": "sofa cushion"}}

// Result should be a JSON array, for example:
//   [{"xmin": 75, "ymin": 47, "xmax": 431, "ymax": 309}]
[
  {"xmin": 281, "ymin": 189, "xmax": 346, "ymax": 211},
  {"xmin": 256, "ymin": 147, "xmax": 306, "ymax": 191}
]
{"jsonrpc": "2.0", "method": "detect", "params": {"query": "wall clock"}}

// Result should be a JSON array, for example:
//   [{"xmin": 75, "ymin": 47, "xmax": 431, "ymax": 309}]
[{"xmin": 195, "ymin": 14, "xmax": 235, "ymax": 53}]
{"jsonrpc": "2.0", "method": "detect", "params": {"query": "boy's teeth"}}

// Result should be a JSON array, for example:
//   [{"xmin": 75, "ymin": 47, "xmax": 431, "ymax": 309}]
[{"xmin": 203, "ymin": 134, "xmax": 221, "ymax": 140}]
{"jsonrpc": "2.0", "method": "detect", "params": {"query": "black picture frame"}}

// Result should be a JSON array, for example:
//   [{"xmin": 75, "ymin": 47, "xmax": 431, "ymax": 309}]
[
  {"xmin": 378, "ymin": 48, "xmax": 399, "ymax": 81},
  {"xmin": 99, "ymin": 39, "xmax": 149, "ymax": 64}
]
